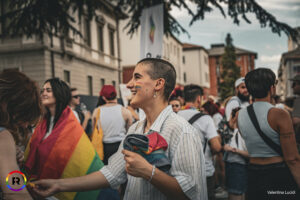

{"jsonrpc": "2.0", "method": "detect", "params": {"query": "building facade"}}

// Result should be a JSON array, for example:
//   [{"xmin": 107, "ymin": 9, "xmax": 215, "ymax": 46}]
[
  {"xmin": 208, "ymin": 44, "xmax": 257, "ymax": 97},
  {"xmin": 277, "ymin": 27, "xmax": 300, "ymax": 99},
  {"xmin": 182, "ymin": 43, "xmax": 210, "ymax": 96},
  {"xmin": 120, "ymin": 19, "xmax": 184, "ymax": 85},
  {"xmin": 0, "ymin": 1, "xmax": 126, "ymax": 96}
]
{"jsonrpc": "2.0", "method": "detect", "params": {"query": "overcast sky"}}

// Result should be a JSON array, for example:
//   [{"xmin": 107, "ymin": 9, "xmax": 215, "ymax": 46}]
[{"xmin": 170, "ymin": 0, "xmax": 300, "ymax": 74}]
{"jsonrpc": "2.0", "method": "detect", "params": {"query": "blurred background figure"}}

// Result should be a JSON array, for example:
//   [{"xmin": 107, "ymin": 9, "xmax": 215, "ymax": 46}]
[
  {"xmin": 69, "ymin": 88, "xmax": 91, "ymax": 133},
  {"xmin": 169, "ymin": 96, "xmax": 181, "ymax": 113},
  {"xmin": 92, "ymin": 85, "xmax": 132, "ymax": 165},
  {"xmin": 273, "ymin": 95, "xmax": 292, "ymax": 112},
  {"xmin": 0, "ymin": 70, "xmax": 42, "ymax": 200},
  {"xmin": 202, "ymin": 101, "xmax": 223, "ymax": 128},
  {"xmin": 170, "ymin": 86, "xmax": 185, "ymax": 106},
  {"xmin": 126, "ymin": 99, "xmax": 139, "ymax": 123}
]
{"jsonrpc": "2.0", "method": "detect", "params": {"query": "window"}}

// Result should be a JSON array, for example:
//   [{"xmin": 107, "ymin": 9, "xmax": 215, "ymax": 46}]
[
  {"xmin": 84, "ymin": 17, "xmax": 91, "ymax": 47},
  {"xmin": 101, "ymin": 78, "xmax": 105, "ymax": 88},
  {"xmin": 237, "ymin": 56, "xmax": 241, "ymax": 61},
  {"xmin": 109, "ymin": 28, "xmax": 115, "ymax": 56},
  {"xmin": 88, "ymin": 76, "xmax": 93, "ymax": 96},
  {"xmin": 112, "ymin": 80, "xmax": 116, "ymax": 87},
  {"xmin": 98, "ymin": 25, "xmax": 104, "ymax": 52},
  {"xmin": 182, "ymin": 56, "xmax": 185, "ymax": 64},
  {"xmin": 204, "ymin": 56, "xmax": 208, "ymax": 65},
  {"xmin": 184, "ymin": 72, "xmax": 187, "ymax": 83},
  {"xmin": 205, "ymin": 72, "xmax": 209, "ymax": 83},
  {"xmin": 247, "ymin": 56, "xmax": 251, "ymax": 72},
  {"xmin": 293, "ymin": 66, "xmax": 300, "ymax": 74},
  {"xmin": 64, "ymin": 70, "xmax": 70, "ymax": 84}
]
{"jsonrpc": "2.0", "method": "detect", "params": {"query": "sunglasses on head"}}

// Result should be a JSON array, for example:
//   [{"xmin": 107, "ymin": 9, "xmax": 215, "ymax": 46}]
[
  {"xmin": 172, "ymin": 104, "xmax": 180, "ymax": 108},
  {"xmin": 72, "ymin": 95, "xmax": 79, "ymax": 99}
]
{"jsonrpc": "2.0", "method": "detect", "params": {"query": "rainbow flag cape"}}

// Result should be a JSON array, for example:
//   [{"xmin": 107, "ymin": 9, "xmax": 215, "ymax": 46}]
[{"xmin": 24, "ymin": 107, "xmax": 104, "ymax": 200}]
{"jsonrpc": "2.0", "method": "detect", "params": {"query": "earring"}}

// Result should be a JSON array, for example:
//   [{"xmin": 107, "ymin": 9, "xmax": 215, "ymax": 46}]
[{"xmin": 153, "ymin": 91, "xmax": 157, "ymax": 98}]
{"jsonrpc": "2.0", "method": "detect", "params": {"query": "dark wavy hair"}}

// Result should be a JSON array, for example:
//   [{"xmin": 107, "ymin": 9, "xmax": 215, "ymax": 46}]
[
  {"xmin": 0, "ymin": 70, "xmax": 42, "ymax": 144},
  {"xmin": 245, "ymin": 68, "xmax": 276, "ymax": 99},
  {"xmin": 137, "ymin": 58, "xmax": 176, "ymax": 101},
  {"xmin": 44, "ymin": 78, "xmax": 71, "ymax": 132}
]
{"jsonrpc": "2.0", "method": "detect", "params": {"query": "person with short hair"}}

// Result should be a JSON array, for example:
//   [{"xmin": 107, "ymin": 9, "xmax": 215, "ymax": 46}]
[
  {"xmin": 238, "ymin": 68, "xmax": 300, "ymax": 199},
  {"xmin": 178, "ymin": 84, "xmax": 221, "ymax": 200},
  {"xmin": 31, "ymin": 58, "xmax": 208, "ymax": 200},
  {"xmin": 168, "ymin": 96, "xmax": 181, "ymax": 113},
  {"xmin": 0, "ymin": 71, "xmax": 42, "ymax": 200}
]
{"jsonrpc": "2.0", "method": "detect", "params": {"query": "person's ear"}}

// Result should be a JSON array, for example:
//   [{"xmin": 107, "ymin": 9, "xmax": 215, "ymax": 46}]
[
  {"xmin": 154, "ymin": 78, "xmax": 165, "ymax": 91},
  {"xmin": 197, "ymin": 95, "xmax": 202, "ymax": 106}
]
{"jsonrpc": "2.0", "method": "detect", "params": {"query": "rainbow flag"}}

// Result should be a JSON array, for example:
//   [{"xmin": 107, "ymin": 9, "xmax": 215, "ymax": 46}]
[{"xmin": 24, "ymin": 107, "xmax": 104, "ymax": 200}]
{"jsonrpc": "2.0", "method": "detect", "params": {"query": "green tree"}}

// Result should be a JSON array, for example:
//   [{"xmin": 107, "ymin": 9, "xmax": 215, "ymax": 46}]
[
  {"xmin": 219, "ymin": 33, "xmax": 240, "ymax": 100},
  {"xmin": 0, "ymin": 0, "xmax": 298, "ymax": 40}
]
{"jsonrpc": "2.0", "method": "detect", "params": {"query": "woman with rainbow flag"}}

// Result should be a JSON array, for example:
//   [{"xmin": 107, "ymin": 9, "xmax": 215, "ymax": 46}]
[
  {"xmin": 31, "ymin": 58, "xmax": 207, "ymax": 200},
  {"xmin": 24, "ymin": 78, "xmax": 104, "ymax": 200}
]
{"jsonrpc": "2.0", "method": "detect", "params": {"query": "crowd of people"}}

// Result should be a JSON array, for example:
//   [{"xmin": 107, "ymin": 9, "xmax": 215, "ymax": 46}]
[{"xmin": 0, "ymin": 58, "xmax": 300, "ymax": 200}]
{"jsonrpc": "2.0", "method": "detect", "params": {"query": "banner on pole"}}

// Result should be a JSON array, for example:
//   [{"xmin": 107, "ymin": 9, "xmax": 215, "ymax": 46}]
[{"xmin": 140, "ymin": 4, "xmax": 164, "ymax": 59}]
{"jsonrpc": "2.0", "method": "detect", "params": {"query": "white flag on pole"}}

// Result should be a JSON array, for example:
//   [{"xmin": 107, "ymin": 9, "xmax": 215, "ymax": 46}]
[{"xmin": 140, "ymin": 4, "xmax": 164, "ymax": 59}]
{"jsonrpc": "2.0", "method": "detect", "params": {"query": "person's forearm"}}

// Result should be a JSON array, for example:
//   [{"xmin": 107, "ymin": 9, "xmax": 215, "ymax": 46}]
[
  {"xmin": 82, "ymin": 118, "xmax": 89, "ymax": 130},
  {"xmin": 58, "ymin": 171, "xmax": 110, "ymax": 192},
  {"xmin": 286, "ymin": 158, "xmax": 300, "ymax": 188},
  {"xmin": 236, "ymin": 149, "xmax": 249, "ymax": 158},
  {"xmin": 143, "ymin": 166, "xmax": 189, "ymax": 200}
]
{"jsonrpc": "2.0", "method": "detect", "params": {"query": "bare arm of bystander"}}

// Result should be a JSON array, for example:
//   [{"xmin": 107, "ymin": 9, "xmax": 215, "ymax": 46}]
[
  {"xmin": 271, "ymin": 108, "xmax": 300, "ymax": 188},
  {"xmin": 0, "ymin": 130, "xmax": 33, "ymax": 200}
]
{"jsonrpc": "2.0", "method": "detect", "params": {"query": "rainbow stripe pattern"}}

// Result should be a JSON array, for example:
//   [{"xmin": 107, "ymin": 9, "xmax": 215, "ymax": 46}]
[
  {"xmin": 6, "ymin": 171, "xmax": 27, "ymax": 191},
  {"xmin": 149, "ymin": 15, "xmax": 155, "ymax": 43},
  {"xmin": 24, "ymin": 107, "xmax": 104, "ymax": 200}
]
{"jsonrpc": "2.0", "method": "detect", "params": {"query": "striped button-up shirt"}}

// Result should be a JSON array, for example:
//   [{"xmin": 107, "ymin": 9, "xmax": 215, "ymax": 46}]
[{"xmin": 100, "ymin": 105, "xmax": 208, "ymax": 200}]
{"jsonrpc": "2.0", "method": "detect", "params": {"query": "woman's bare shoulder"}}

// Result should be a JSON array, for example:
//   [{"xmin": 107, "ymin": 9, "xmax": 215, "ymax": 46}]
[{"xmin": 0, "ymin": 129, "xmax": 16, "ymax": 156}]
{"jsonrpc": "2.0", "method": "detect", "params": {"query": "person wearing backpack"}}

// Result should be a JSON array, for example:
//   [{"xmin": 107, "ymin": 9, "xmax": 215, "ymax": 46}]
[
  {"xmin": 178, "ymin": 84, "xmax": 222, "ymax": 200},
  {"xmin": 237, "ymin": 68, "xmax": 300, "ymax": 199},
  {"xmin": 223, "ymin": 77, "xmax": 250, "ymax": 200}
]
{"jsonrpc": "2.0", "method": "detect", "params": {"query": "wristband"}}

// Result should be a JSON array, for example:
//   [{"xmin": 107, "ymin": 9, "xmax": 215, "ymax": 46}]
[{"xmin": 148, "ymin": 165, "xmax": 156, "ymax": 182}]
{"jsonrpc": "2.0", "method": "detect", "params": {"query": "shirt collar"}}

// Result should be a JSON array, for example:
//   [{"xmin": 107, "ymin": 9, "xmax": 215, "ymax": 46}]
[{"xmin": 136, "ymin": 105, "xmax": 173, "ymax": 134}]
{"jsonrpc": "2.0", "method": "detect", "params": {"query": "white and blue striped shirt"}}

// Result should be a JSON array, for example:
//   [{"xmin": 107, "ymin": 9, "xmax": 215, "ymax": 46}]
[{"xmin": 100, "ymin": 105, "xmax": 208, "ymax": 200}]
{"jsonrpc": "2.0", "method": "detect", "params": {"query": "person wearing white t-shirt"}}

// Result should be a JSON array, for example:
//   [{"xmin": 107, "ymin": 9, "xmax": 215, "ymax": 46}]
[
  {"xmin": 178, "ymin": 84, "xmax": 222, "ymax": 200},
  {"xmin": 224, "ymin": 77, "xmax": 249, "ymax": 200}
]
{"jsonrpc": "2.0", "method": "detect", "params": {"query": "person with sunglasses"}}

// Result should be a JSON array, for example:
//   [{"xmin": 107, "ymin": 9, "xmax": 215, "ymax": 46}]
[
  {"xmin": 69, "ymin": 87, "xmax": 91, "ymax": 131},
  {"xmin": 168, "ymin": 96, "xmax": 181, "ymax": 113}
]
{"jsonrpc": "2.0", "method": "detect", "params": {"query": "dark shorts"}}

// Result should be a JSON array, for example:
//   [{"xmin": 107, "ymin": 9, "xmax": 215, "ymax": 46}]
[
  {"xmin": 247, "ymin": 162, "xmax": 300, "ymax": 200},
  {"xmin": 225, "ymin": 162, "xmax": 247, "ymax": 195}
]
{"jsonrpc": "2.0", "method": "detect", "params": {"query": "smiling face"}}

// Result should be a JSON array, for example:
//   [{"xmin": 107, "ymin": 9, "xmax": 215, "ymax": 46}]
[
  {"xmin": 41, "ymin": 82, "xmax": 56, "ymax": 107},
  {"xmin": 126, "ymin": 63, "xmax": 157, "ymax": 109}
]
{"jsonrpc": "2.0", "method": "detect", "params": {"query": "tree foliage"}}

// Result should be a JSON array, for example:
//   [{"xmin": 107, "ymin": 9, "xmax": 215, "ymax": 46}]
[
  {"xmin": 0, "ymin": 0, "xmax": 298, "ymax": 40},
  {"xmin": 219, "ymin": 33, "xmax": 240, "ymax": 100}
]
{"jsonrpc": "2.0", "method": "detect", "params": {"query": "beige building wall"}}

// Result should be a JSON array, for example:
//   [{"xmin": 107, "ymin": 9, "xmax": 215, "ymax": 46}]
[
  {"xmin": 0, "ymin": 7, "xmax": 122, "ymax": 96},
  {"xmin": 182, "ymin": 49, "xmax": 210, "ymax": 88},
  {"xmin": 120, "ymin": 21, "xmax": 184, "ymax": 84}
]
